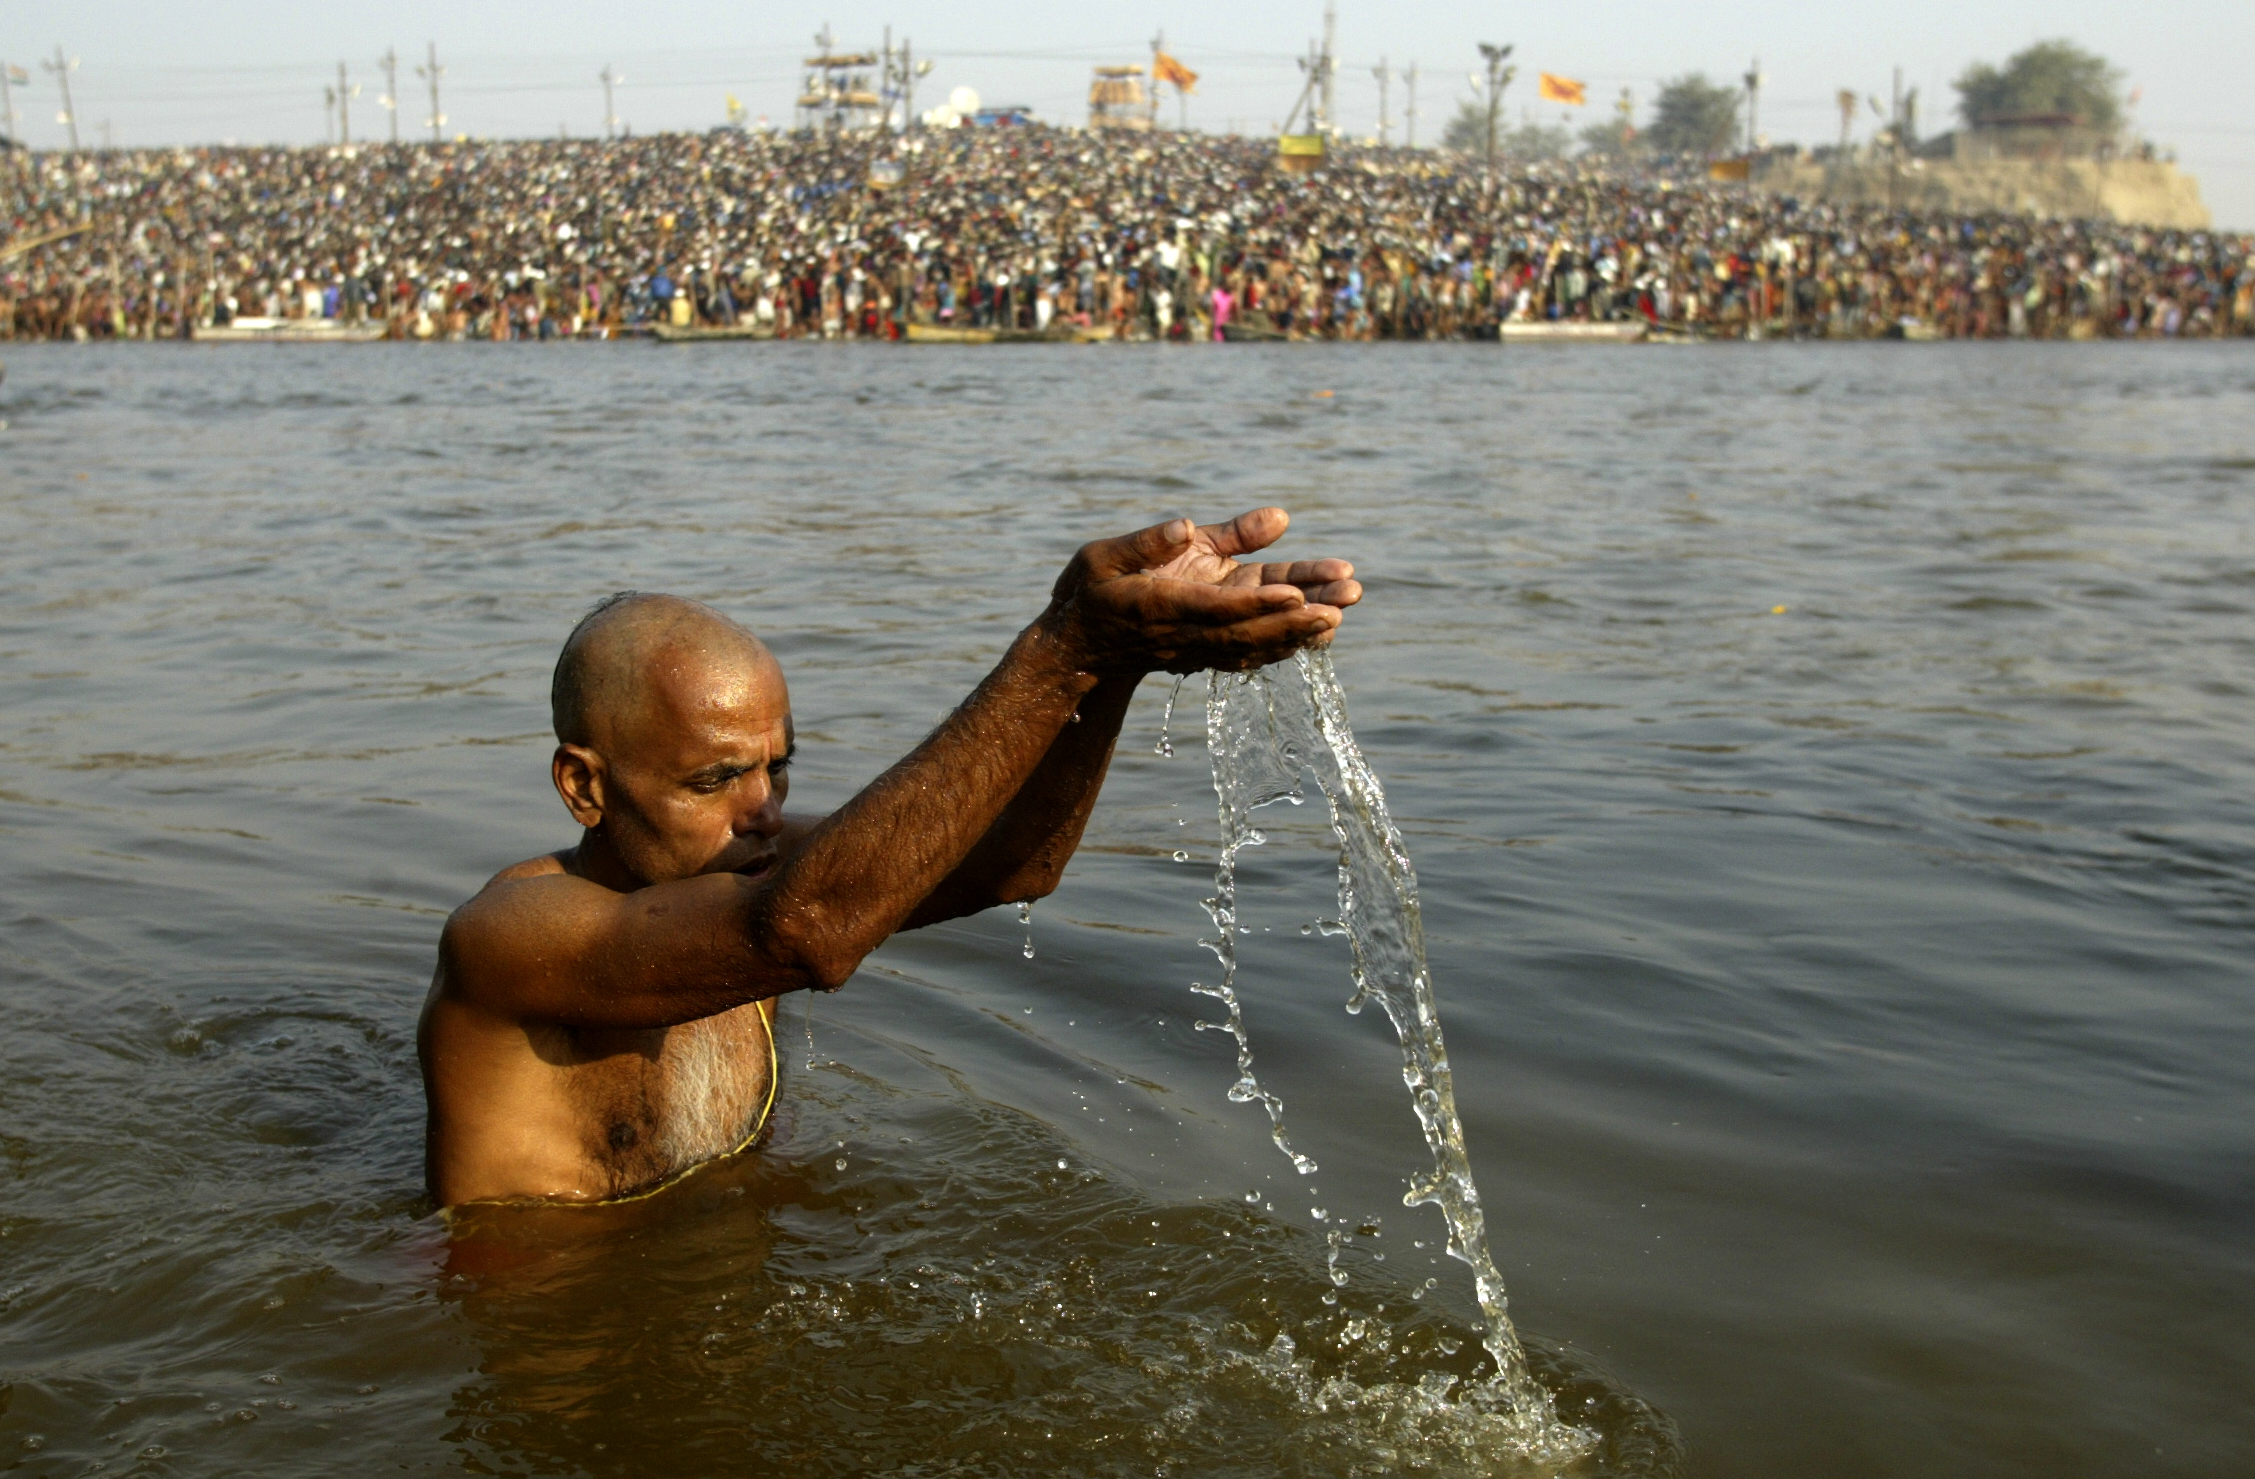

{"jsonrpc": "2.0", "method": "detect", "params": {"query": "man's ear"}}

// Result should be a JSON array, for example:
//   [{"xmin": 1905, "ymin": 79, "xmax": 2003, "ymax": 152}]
[{"xmin": 552, "ymin": 744, "xmax": 608, "ymax": 828}]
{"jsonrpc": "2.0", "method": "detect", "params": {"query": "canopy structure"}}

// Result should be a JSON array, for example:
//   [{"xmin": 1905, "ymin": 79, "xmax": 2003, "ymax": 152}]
[{"xmin": 1088, "ymin": 67, "xmax": 1151, "ymax": 132}]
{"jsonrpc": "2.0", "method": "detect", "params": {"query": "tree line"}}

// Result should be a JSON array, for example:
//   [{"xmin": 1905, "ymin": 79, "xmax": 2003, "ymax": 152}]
[{"xmin": 1439, "ymin": 39, "xmax": 2129, "ymax": 163}]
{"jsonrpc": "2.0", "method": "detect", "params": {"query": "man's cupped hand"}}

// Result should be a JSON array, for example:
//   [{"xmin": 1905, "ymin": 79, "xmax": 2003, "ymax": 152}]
[{"xmin": 1044, "ymin": 508, "xmax": 1363, "ymax": 675}]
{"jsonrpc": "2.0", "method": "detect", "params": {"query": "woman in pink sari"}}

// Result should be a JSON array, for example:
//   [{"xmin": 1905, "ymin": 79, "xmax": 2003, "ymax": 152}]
[{"xmin": 1209, "ymin": 282, "xmax": 1235, "ymax": 341}]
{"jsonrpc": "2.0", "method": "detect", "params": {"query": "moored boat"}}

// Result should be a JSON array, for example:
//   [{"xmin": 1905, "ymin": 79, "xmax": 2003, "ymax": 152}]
[
  {"xmin": 652, "ymin": 322, "xmax": 777, "ymax": 342},
  {"xmin": 194, "ymin": 317, "xmax": 385, "ymax": 343},
  {"xmin": 1498, "ymin": 320, "xmax": 1648, "ymax": 343}
]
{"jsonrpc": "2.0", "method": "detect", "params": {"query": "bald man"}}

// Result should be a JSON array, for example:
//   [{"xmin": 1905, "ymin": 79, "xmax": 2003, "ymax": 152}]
[{"xmin": 418, "ymin": 510, "xmax": 1360, "ymax": 1207}]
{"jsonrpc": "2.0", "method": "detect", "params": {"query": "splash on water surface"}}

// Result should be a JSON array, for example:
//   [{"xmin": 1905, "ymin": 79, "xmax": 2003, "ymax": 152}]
[{"xmin": 1195, "ymin": 650, "xmax": 1597, "ymax": 1461}]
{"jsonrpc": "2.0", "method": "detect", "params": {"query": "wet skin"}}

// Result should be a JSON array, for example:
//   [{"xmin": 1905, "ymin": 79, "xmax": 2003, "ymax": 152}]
[{"xmin": 418, "ymin": 509, "xmax": 1361, "ymax": 1207}]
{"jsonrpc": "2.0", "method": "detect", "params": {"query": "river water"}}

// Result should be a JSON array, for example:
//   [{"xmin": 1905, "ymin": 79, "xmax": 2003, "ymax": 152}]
[{"xmin": 1, "ymin": 341, "xmax": 2250, "ymax": 1478}]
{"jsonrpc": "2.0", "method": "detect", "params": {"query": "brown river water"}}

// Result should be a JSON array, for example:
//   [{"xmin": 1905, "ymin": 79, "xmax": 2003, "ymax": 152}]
[{"xmin": 1, "ymin": 341, "xmax": 2251, "ymax": 1477}]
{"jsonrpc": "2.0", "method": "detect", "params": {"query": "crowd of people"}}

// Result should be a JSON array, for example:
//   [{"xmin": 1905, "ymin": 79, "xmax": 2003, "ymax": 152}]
[{"xmin": 3, "ymin": 126, "xmax": 2251, "ymax": 343}]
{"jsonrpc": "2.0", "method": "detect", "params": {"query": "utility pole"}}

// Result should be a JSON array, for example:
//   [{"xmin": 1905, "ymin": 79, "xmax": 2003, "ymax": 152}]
[
  {"xmin": 1888, "ymin": 66, "xmax": 1903, "ymax": 211},
  {"xmin": 379, "ymin": 48, "xmax": 399, "ymax": 143},
  {"xmin": 907, "ymin": 44, "xmax": 931, "ymax": 132},
  {"xmin": 1373, "ymin": 57, "xmax": 1390, "ymax": 147},
  {"xmin": 1836, "ymin": 88, "xmax": 1856, "ymax": 154},
  {"xmin": 895, "ymin": 39, "xmax": 914, "ymax": 132},
  {"xmin": 43, "ymin": 47, "xmax": 79, "ymax": 153},
  {"xmin": 1405, "ymin": 61, "xmax": 1418, "ymax": 148},
  {"xmin": 417, "ymin": 41, "xmax": 444, "ymax": 144},
  {"xmin": 1, "ymin": 62, "xmax": 18, "ymax": 146},
  {"xmin": 1149, "ymin": 29, "xmax": 1164, "ymax": 129},
  {"xmin": 1743, "ymin": 58, "xmax": 1761, "ymax": 155},
  {"xmin": 600, "ymin": 64, "xmax": 620, "ymax": 139},
  {"xmin": 336, "ymin": 62, "xmax": 355, "ymax": 143},
  {"xmin": 1318, "ymin": 0, "xmax": 1337, "ymax": 136},
  {"xmin": 1475, "ymin": 42, "xmax": 1515, "ymax": 183}
]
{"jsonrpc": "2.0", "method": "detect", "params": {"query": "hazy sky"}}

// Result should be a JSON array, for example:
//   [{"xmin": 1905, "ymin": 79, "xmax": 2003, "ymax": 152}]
[{"xmin": 9, "ymin": 0, "xmax": 2251, "ymax": 228}]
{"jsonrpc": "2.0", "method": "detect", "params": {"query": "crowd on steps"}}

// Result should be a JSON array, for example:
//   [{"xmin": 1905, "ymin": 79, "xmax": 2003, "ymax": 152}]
[{"xmin": 5, "ymin": 127, "xmax": 2251, "ymax": 342}]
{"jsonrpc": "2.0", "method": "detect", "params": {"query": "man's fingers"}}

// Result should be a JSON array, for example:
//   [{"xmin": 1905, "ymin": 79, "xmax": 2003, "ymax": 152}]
[
  {"xmin": 1223, "ymin": 557, "xmax": 1354, "ymax": 590},
  {"xmin": 1195, "ymin": 507, "xmax": 1290, "ymax": 560},
  {"xmin": 1163, "ymin": 603, "xmax": 1342, "ymax": 660},
  {"xmin": 1117, "ymin": 577, "xmax": 1303, "ymax": 626},
  {"xmin": 1300, "ymin": 577, "xmax": 1362, "ymax": 608},
  {"xmin": 1080, "ymin": 517, "xmax": 1197, "ymax": 580}
]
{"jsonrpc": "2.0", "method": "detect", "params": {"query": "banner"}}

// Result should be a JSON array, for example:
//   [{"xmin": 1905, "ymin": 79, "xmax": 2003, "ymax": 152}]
[
  {"xmin": 1153, "ymin": 52, "xmax": 1198, "ymax": 93},
  {"xmin": 1538, "ymin": 73, "xmax": 1586, "ymax": 106}
]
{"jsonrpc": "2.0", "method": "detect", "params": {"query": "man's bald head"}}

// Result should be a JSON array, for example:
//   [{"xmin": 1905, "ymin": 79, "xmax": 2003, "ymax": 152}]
[{"xmin": 550, "ymin": 592, "xmax": 778, "ymax": 751}]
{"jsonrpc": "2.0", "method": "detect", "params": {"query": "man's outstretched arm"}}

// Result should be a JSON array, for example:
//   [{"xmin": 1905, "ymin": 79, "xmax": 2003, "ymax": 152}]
[
  {"xmin": 440, "ymin": 512, "xmax": 1354, "ymax": 1029},
  {"xmin": 902, "ymin": 508, "xmax": 1362, "ymax": 924}
]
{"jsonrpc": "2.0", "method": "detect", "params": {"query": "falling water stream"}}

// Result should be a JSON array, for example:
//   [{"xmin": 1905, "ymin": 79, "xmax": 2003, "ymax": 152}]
[{"xmin": 1194, "ymin": 651, "xmax": 1596, "ymax": 1463}]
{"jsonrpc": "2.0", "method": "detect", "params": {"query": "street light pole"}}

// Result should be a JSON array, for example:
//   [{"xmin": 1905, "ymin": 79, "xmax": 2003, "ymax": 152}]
[
  {"xmin": 1743, "ymin": 58, "xmax": 1762, "ymax": 155},
  {"xmin": 43, "ymin": 47, "xmax": 79, "ymax": 153},
  {"xmin": 417, "ymin": 41, "xmax": 444, "ymax": 144},
  {"xmin": 1476, "ymin": 43, "xmax": 1515, "ymax": 185},
  {"xmin": 379, "ymin": 49, "xmax": 399, "ymax": 144}
]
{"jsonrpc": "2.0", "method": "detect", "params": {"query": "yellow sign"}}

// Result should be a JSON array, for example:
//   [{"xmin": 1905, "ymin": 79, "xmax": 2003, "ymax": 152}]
[
  {"xmin": 1538, "ymin": 73, "xmax": 1587, "ymax": 106},
  {"xmin": 1707, "ymin": 157, "xmax": 1751, "ymax": 181},
  {"xmin": 1277, "ymin": 133, "xmax": 1324, "ymax": 174}
]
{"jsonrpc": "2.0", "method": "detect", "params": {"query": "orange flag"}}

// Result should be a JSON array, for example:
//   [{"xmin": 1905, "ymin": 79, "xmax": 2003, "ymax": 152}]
[
  {"xmin": 1153, "ymin": 52, "xmax": 1199, "ymax": 93},
  {"xmin": 1538, "ymin": 72, "xmax": 1587, "ymax": 106}
]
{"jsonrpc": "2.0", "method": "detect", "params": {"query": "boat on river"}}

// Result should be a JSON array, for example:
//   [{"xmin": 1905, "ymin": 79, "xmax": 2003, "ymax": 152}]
[
  {"xmin": 652, "ymin": 322, "xmax": 776, "ymax": 342},
  {"xmin": 194, "ymin": 317, "xmax": 385, "ymax": 343},
  {"xmin": 1498, "ymin": 320, "xmax": 1647, "ymax": 343},
  {"xmin": 906, "ymin": 322, "xmax": 1110, "ymax": 345}
]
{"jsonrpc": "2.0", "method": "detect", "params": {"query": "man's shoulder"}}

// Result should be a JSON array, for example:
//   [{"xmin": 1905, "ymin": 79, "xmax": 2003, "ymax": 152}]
[
  {"xmin": 436, "ymin": 851, "xmax": 612, "ymax": 1012},
  {"xmin": 442, "ymin": 850, "xmax": 604, "ymax": 962},
  {"xmin": 485, "ymin": 849, "xmax": 576, "ymax": 889}
]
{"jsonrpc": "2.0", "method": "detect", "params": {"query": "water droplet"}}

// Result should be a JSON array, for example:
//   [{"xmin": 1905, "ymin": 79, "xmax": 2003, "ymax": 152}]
[
  {"xmin": 834, "ymin": 1157, "xmax": 847, "ymax": 1171},
  {"xmin": 1154, "ymin": 673, "xmax": 1186, "ymax": 756},
  {"xmin": 1057, "ymin": 1159, "xmax": 1069, "ymax": 1170},
  {"xmin": 1172, "ymin": 850, "xmax": 1189, "ymax": 862}
]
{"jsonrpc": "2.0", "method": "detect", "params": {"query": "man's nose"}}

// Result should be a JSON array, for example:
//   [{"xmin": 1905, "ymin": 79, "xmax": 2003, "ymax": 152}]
[{"xmin": 732, "ymin": 779, "xmax": 784, "ymax": 838}]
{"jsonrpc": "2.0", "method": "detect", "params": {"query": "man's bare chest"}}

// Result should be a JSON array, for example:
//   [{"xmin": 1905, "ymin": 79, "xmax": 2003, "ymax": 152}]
[{"xmin": 546, "ymin": 1001, "xmax": 774, "ymax": 1196}]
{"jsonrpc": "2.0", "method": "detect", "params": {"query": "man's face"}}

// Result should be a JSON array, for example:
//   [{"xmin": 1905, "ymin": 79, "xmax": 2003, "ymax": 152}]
[{"xmin": 566, "ymin": 643, "xmax": 795, "ymax": 888}]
